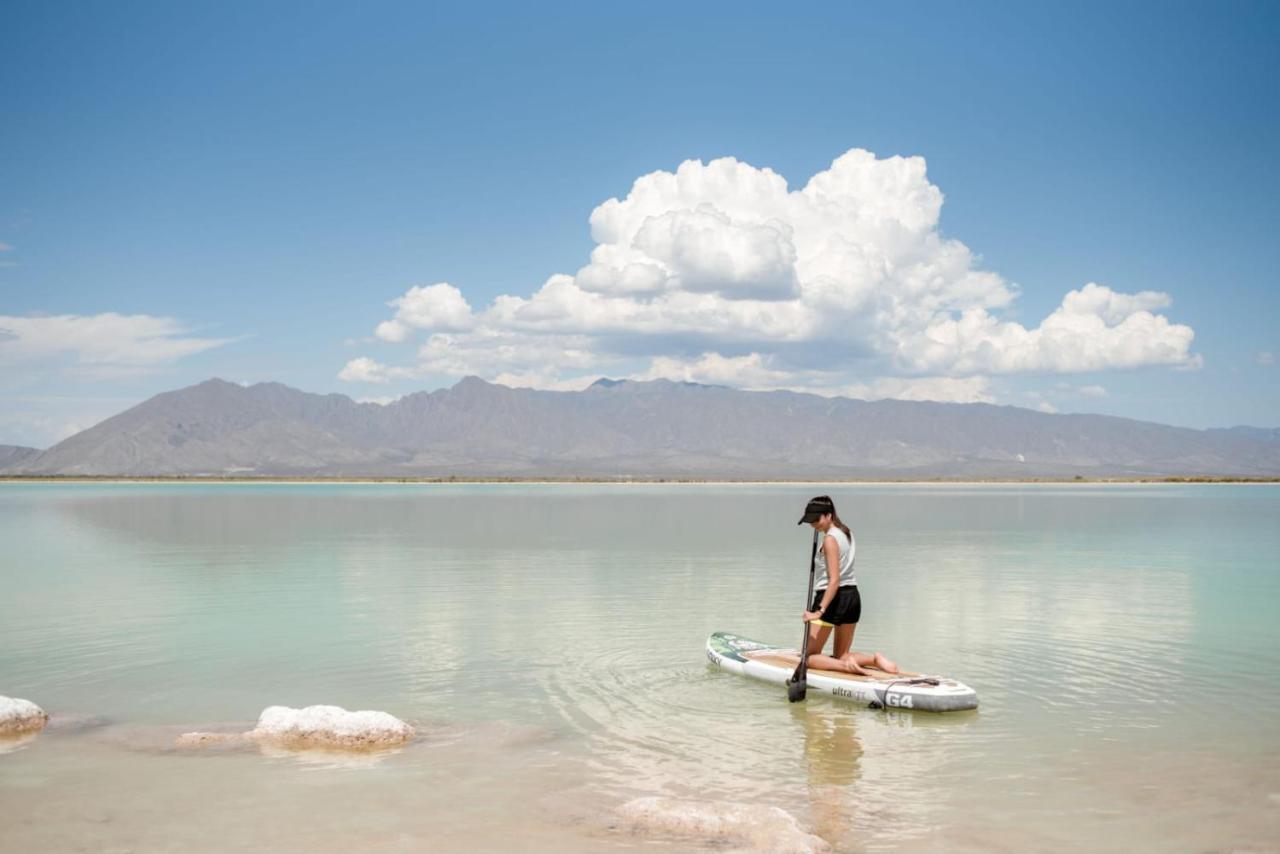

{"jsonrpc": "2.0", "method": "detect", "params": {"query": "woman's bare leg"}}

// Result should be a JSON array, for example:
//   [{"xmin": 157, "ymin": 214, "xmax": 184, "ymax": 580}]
[
  {"xmin": 832, "ymin": 622, "xmax": 899, "ymax": 674},
  {"xmin": 804, "ymin": 623, "xmax": 866, "ymax": 674},
  {"xmin": 831, "ymin": 623, "xmax": 873, "ymax": 675},
  {"xmin": 843, "ymin": 650, "xmax": 900, "ymax": 674},
  {"xmin": 832, "ymin": 624, "xmax": 855, "ymax": 659}
]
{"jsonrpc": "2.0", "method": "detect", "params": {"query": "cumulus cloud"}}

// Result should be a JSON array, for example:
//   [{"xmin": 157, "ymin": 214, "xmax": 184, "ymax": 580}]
[
  {"xmin": 636, "ymin": 352, "xmax": 795, "ymax": 387},
  {"xmin": 489, "ymin": 371, "xmax": 597, "ymax": 392},
  {"xmin": 337, "ymin": 356, "xmax": 414, "ymax": 384},
  {"xmin": 0, "ymin": 313, "xmax": 229, "ymax": 377},
  {"xmin": 626, "ymin": 352, "xmax": 993, "ymax": 404},
  {"xmin": 836, "ymin": 375, "xmax": 995, "ymax": 404},
  {"xmin": 905, "ymin": 283, "xmax": 1199, "ymax": 374},
  {"xmin": 341, "ymin": 149, "xmax": 1200, "ymax": 404},
  {"xmin": 374, "ymin": 283, "xmax": 473, "ymax": 343},
  {"xmin": 1257, "ymin": 351, "xmax": 1275, "ymax": 366}
]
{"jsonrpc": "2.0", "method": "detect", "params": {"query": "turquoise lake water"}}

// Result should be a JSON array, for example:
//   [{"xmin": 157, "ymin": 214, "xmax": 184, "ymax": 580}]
[{"xmin": 1, "ymin": 483, "xmax": 1278, "ymax": 852}]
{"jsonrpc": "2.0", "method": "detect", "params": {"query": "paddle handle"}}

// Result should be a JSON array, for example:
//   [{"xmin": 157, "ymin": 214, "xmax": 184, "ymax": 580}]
[{"xmin": 791, "ymin": 528, "xmax": 821, "ymax": 684}]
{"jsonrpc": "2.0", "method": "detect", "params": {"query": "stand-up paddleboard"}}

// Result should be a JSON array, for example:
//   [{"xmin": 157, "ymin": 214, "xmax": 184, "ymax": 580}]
[{"xmin": 707, "ymin": 631, "xmax": 978, "ymax": 712}]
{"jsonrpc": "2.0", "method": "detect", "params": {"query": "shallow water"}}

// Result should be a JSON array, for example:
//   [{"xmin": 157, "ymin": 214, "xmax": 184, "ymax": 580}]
[{"xmin": 2, "ymin": 483, "xmax": 1278, "ymax": 852}]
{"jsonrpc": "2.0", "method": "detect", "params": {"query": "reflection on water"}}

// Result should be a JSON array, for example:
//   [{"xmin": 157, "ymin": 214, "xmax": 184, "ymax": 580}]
[
  {"xmin": 1, "ymin": 483, "xmax": 1279, "ymax": 852},
  {"xmin": 797, "ymin": 704, "xmax": 862, "ymax": 789},
  {"xmin": 0, "ymin": 731, "xmax": 41, "ymax": 755},
  {"xmin": 795, "ymin": 704, "xmax": 861, "ymax": 845}
]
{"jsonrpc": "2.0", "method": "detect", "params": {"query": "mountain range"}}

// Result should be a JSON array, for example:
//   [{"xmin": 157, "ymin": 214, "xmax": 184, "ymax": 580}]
[{"xmin": 3, "ymin": 377, "xmax": 1278, "ymax": 478}]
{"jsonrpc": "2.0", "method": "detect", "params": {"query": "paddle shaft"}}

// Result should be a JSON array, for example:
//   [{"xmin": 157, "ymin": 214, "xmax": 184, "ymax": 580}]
[{"xmin": 790, "ymin": 528, "xmax": 821, "ymax": 687}]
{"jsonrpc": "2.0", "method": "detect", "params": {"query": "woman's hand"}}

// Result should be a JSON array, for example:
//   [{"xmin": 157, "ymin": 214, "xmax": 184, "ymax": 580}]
[{"xmin": 803, "ymin": 610, "xmax": 823, "ymax": 622}]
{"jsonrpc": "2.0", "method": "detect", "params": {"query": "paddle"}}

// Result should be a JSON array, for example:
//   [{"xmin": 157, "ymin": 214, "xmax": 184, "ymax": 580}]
[{"xmin": 787, "ymin": 527, "xmax": 822, "ymax": 702}]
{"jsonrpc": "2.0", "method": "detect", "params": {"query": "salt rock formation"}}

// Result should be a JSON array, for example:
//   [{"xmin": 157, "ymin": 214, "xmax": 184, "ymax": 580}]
[
  {"xmin": 245, "ymin": 705, "xmax": 414, "ymax": 750},
  {"xmin": 617, "ymin": 796, "xmax": 829, "ymax": 854},
  {"xmin": 0, "ymin": 696, "xmax": 49, "ymax": 737}
]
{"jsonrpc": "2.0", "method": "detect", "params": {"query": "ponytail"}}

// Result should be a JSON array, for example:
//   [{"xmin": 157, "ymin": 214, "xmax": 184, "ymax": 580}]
[{"xmin": 811, "ymin": 494, "xmax": 852, "ymax": 541}]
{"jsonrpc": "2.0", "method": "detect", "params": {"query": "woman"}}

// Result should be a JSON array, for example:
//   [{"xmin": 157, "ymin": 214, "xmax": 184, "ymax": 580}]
[{"xmin": 797, "ymin": 495, "xmax": 898, "ymax": 676}]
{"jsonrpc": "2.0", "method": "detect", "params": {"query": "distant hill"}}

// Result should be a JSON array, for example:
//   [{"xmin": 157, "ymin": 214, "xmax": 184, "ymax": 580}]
[
  {"xmin": 4, "ymin": 377, "xmax": 1278, "ymax": 478},
  {"xmin": 1207, "ymin": 426, "xmax": 1280, "ymax": 444},
  {"xmin": 0, "ymin": 445, "xmax": 40, "ymax": 468}
]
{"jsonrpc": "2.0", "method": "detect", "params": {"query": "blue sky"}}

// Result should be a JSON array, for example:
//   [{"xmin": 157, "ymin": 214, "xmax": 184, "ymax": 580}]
[{"xmin": 2, "ymin": 1, "xmax": 1277, "ymax": 447}]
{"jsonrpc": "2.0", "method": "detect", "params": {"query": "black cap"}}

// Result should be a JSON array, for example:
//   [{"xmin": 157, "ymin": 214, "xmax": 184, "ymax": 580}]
[{"xmin": 797, "ymin": 496, "xmax": 835, "ymax": 524}]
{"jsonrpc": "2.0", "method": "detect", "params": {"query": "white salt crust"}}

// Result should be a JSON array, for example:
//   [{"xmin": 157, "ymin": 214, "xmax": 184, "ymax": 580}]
[
  {"xmin": 0, "ymin": 696, "xmax": 49, "ymax": 737},
  {"xmin": 617, "ymin": 796, "xmax": 829, "ymax": 853},
  {"xmin": 179, "ymin": 704, "xmax": 414, "ymax": 752}
]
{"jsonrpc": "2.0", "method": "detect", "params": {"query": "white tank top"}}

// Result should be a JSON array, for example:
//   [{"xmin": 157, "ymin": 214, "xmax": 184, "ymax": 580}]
[{"xmin": 813, "ymin": 526, "xmax": 856, "ymax": 591}]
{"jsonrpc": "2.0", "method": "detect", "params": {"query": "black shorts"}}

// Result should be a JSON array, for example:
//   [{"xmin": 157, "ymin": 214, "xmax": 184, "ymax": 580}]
[{"xmin": 810, "ymin": 585, "xmax": 861, "ymax": 626}]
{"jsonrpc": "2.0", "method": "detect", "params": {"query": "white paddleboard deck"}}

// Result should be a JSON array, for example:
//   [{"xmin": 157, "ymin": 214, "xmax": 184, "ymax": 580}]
[{"xmin": 707, "ymin": 631, "xmax": 978, "ymax": 712}]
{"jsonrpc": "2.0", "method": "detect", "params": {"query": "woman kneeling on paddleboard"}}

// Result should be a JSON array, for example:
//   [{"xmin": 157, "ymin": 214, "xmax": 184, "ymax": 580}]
[{"xmin": 798, "ymin": 496, "xmax": 898, "ymax": 677}]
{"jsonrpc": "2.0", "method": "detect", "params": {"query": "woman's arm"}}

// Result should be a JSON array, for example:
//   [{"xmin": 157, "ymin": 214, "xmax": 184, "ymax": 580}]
[{"xmin": 803, "ymin": 535, "xmax": 841, "ymax": 621}]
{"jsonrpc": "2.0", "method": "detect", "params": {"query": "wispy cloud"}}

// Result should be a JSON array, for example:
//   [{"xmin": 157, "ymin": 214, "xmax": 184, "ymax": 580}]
[{"xmin": 0, "ymin": 312, "xmax": 231, "ymax": 378}]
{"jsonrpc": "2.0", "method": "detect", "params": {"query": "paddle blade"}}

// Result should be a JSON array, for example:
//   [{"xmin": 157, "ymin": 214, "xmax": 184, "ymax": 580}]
[{"xmin": 787, "ymin": 678, "xmax": 807, "ymax": 703}]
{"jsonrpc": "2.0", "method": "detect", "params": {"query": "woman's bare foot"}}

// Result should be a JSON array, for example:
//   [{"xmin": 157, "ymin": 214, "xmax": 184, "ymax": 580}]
[{"xmin": 873, "ymin": 652, "xmax": 899, "ymax": 674}]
